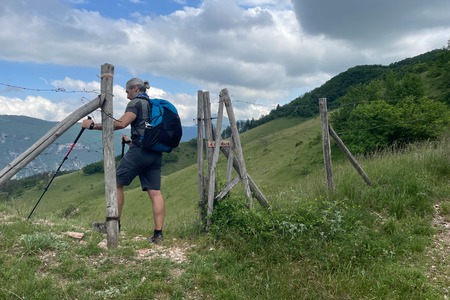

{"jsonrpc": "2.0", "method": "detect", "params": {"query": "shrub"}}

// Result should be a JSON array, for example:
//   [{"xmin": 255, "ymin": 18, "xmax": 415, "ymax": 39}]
[{"xmin": 82, "ymin": 161, "xmax": 104, "ymax": 175}]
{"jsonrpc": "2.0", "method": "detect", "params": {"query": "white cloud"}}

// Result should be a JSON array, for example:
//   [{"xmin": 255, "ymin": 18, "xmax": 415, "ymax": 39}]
[
  {"xmin": 0, "ymin": 0, "xmax": 449, "ymax": 125},
  {"xmin": 0, "ymin": 95, "xmax": 69, "ymax": 121},
  {"xmin": 0, "ymin": 1, "xmax": 321, "ymax": 96},
  {"xmin": 0, "ymin": 76, "xmax": 200, "ymax": 126}
]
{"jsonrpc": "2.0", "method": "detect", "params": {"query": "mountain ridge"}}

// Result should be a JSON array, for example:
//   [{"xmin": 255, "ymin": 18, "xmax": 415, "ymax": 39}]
[{"xmin": 0, "ymin": 115, "xmax": 197, "ymax": 178}]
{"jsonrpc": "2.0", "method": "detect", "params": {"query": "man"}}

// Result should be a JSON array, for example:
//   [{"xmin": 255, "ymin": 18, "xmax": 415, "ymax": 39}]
[{"xmin": 81, "ymin": 78, "xmax": 164, "ymax": 244}]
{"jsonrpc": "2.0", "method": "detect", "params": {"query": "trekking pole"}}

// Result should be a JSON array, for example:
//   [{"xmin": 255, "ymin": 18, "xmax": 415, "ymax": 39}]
[
  {"xmin": 121, "ymin": 135, "xmax": 131, "ymax": 158},
  {"xmin": 27, "ymin": 116, "xmax": 92, "ymax": 220},
  {"xmin": 121, "ymin": 136, "xmax": 125, "ymax": 158}
]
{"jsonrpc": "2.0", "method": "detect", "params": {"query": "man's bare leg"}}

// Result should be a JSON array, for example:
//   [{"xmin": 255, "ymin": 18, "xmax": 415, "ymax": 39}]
[
  {"xmin": 148, "ymin": 189, "xmax": 164, "ymax": 230},
  {"xmin": 117, "ymin": 184, "xmax": 125, "ymax": 219}
]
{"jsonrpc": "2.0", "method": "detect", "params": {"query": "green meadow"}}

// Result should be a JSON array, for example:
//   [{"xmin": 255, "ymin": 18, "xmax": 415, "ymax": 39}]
[{"xmin": 1, "ymin": 116, "xmax": 449, "ymax": 299}]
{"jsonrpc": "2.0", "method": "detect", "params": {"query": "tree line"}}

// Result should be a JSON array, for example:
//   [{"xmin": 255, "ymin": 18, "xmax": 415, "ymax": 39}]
[{"xmin": 222, "ymin": 48, "xmax": 450, "ymax": 154}]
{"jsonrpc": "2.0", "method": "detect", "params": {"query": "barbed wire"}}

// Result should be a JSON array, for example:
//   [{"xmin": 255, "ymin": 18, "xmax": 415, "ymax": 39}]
[
  {"xmin": 0, "ymin": 79, "xmax": 127, "ymax": 161},
  {"xmin": 0, "ymin": 80, "xmax": 122, "ymax": 124},
  {"xmin": 1, "ymin": 80, "xmax": 444, "ymax": 140},
  {"xmin": 2, "ymin": 79, "xmax": 443, "ymax": 113},
  {"xmin": 0, "ymin": 80, "xmax": 402, "ymax": 119},
  {"xmin": 232, "ymin": 99, "xmax": 278, "ymax": 108},
  {"xmin": 0, "ymin": 82, "xmax": 100, "ymax": 94}
]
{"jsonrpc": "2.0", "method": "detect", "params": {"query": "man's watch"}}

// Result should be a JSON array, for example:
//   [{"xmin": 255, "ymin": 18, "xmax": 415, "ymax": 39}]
[{"xmin": 89, "ymin": 121, "xmax": 95, "ymax": 130}]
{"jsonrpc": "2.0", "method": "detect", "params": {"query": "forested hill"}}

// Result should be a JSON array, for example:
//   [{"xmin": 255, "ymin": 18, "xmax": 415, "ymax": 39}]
[
  {"xmin": 225, "ymin": 48, "xmax": 449, "ymax": 135},
  {"xmin": 281, "ymin": 48, "xmax": 450, "ymax": 117}
]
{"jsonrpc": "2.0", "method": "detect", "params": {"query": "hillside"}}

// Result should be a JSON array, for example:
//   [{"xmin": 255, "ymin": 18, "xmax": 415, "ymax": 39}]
[
  {"xmin": 232, "ymin": 48, "xmax": 450, "ymax": 134},
  {"xmin": 0, "ymin": 115, "xmax": 449, "ymax": 299},
  {"xmin": 2, "ymin": 48, "xmax": 448, "ymax": 180},
  {"xmin": 0, "ymin": 117, "xmax": 321, "ymax": 223}
]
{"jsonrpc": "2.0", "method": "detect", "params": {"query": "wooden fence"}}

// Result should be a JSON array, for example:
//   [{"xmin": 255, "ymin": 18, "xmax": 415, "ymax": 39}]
[
  {"xmin": 0, "ymin": 63, "xmax": 119, "ymax": 248},
  {"xmin": 319, "ymin": 97, "xmax": 371, "ymax": 191},
  {"xmin": 197, "ymin": 88, "xmax": 269, "ymax": 229},
  {"xmin": 0, "ymin": 70, "xmax": 371, "ymax": 246}
]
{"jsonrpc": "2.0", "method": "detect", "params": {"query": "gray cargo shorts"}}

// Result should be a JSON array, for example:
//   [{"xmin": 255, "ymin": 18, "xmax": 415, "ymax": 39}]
[{"xmin": 116, "ymin": 145, "xmax": 162, "ymax": 191}]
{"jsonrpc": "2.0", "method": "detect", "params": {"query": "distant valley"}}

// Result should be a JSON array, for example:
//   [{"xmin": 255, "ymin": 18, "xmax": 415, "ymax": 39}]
[{"xmin": 0, "ymin": 115, "xmax": 197, "ymax": 179}]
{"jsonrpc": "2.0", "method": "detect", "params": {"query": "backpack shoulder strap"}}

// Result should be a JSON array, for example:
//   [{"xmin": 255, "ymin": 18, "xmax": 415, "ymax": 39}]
[{"xmin": 131, "ymin": 96, "xmax": 152, "ymax": 124}]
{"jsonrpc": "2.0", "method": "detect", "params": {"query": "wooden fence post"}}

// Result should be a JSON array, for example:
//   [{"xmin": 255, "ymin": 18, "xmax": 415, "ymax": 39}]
[
  {"xmin": 203, "ymin": 92, "xmax": 214, "ymax": 174},
  {"xmin": 206, "ymin": 98, "xmax": 224, "ymax": 227},
  {"xmin": 197, "ymin": 91, "xmax": 206, "ymax": 223},
  {"xmin": 196, "ymin": 88, "xmax": 270, "ymax": 227},
  {"xmin": 202, "ymin": 92, "xmax": 215, "ymax": 224},
  {"xmin": 218, "ymin": 145, "xmax": 269, "ymax": 208},
  {"xmin": 329, "ymin": 125, "xmax": 372, "ymax": 185},
  {"xmin": 100, "ymin": 63, "xmax": 118, "ymax": 248},
  {"xmin": 226, "ymin": 142, "xmax": 234, "ymax": 184},
  {"xmin": 319, "ymin": 98, "xmax": 334, "ymax": 192},
  {"xmin": 222, "ymin": 89, "xmax": 253, "ymax": 208}
]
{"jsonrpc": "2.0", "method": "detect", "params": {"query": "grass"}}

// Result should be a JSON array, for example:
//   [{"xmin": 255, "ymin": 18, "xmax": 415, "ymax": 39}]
[{"xmin": 0, "ymin": 118, "xmax": 449, "ymax": 299}]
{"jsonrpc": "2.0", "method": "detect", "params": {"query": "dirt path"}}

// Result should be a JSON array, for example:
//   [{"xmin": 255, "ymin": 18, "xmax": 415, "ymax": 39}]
[{"xmin": 426, "ymin": 204, "xmax": 450, "ymax": 296}]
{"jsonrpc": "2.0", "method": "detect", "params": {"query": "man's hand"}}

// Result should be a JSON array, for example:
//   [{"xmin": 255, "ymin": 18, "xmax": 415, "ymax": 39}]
[
  {"xmin": 81, "ymin": 118, "xmax": 95, "ymax": 129},
  {"xmin": 122, "ymin": 134, "xmax": 131, "ymax": 144}
]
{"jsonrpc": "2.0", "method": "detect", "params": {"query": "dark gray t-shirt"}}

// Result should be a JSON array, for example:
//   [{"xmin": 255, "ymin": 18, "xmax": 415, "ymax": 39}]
[{"xmin": 125, "ymin": 97, "xmax": 150, "ymax": 140}]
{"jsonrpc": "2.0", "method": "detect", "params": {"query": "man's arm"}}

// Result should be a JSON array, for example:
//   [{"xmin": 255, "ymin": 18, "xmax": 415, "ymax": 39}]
[{"xmin": 81, "ymin": 112, "xmax": 136, "ymax": 130}]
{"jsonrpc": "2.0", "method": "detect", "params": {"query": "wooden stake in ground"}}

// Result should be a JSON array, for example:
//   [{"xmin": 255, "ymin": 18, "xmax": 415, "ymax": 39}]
[
  {"xmin": 197, "ymin": 90, "xmax": 206, "ymax": 223},
  {"xmin": 206, "ymin": 98, "xmax": 224, "ymax": 227},
  {"xmin": 100, "ymin": 63, "xmax": 119, "ymax": 249},
  {"xmin": 319, "ymin": 98, "xmax": 334, "ymax": 192},
  {"xmin": 196, "ymin": 88, "xmax": 269, "ymax": 228},
  {"xmin": 222, "ymin": 89, "xmax": 253, "ymax": 208},
  {"xmin": 328, "ymin": 125, "xmax": 371, "ymax": 185}
]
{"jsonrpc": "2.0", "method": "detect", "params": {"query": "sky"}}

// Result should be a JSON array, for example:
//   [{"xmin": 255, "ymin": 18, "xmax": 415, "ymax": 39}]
[{"xmin": 0, "ymin": 0, "xmax": 449, "ymax": 127}]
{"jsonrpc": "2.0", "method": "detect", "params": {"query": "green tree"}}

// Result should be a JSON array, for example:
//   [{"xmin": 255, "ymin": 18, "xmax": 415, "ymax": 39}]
[
  {"xmin": 83, "ymin": 161, "xmax": 104, "ymax": 175},
  {"xmin": 383, "ymin": 71, "xmax": 398, "ymax": 103},
  {"xmin": 332, "ymin": 84, "xmax": 369, "ymax": 133},
  {"xmin": 395, "ymin": 96, "xmax": 450, "ymax": 143},
  {"xmin": 163, "ymin": 152, "xmax": 179, "ymax": 163},
  {"xmin": 394, "ymin": 73, "xmax": 425, "ymax": 100},
  {"xmin": 340, "ymin": 101, "xmax": 399, "ymax": 153}
]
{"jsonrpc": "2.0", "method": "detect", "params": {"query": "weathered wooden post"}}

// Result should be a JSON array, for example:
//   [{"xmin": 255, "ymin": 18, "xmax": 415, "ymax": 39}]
[
  {"xmin": 202, "ymin": 92, "xmax": 216, "ymax": 224},
  {"xmin": 319, "ymin": 98, "xmax": 334, "ymax": 192},
  {"xmin": 218, "ymin": 145, "xmax": 269, "ymax": 208},
  {"xmin": 203, "ymin": 92, "xmax": 214, "ymax": 174},
  {"xmin": 196, "ymin": 88, "xmax": 269, "ymax": 227},
  {"xmin": 206, "ymin": 97, "xmax": 224, "ymax": 227},
  {"xmin": 100, "ymin": 63, "xmax": 119, "ymax": 248},
  {"xmin": 197, "ymin": 90, "xmax": 206, "ymax": 223},
  {"xmin": 226, "ymin": 142, "xmax": 234, "ymax": 184},
  {"xmin": 222, "ymin": 89, "xmax": 253, "ymax": 208},
  {"xmin": 329, "ymin": 125, "xmax": 372, "ymax": 185}
]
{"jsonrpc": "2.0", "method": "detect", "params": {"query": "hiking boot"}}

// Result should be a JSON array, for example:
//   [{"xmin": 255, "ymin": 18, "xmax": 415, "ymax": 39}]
[
  {"xmin": 92, "ymin": 222, "xmax": 107, "ymax": 233},
  {"xmin": 148, "ymin": 232, "xmax": 164, "ymax": 244}
]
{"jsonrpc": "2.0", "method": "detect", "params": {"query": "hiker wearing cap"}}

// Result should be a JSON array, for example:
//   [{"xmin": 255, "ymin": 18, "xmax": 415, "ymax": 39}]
[{"xmin": 81, "ymin": 77, "xmax": 165, "ymax": 244}]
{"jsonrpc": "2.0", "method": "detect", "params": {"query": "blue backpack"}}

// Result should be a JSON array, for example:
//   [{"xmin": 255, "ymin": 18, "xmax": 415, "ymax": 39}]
[{"xmin": 139, "ymin": 97, "xmax": 182, "ymax": 153}]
